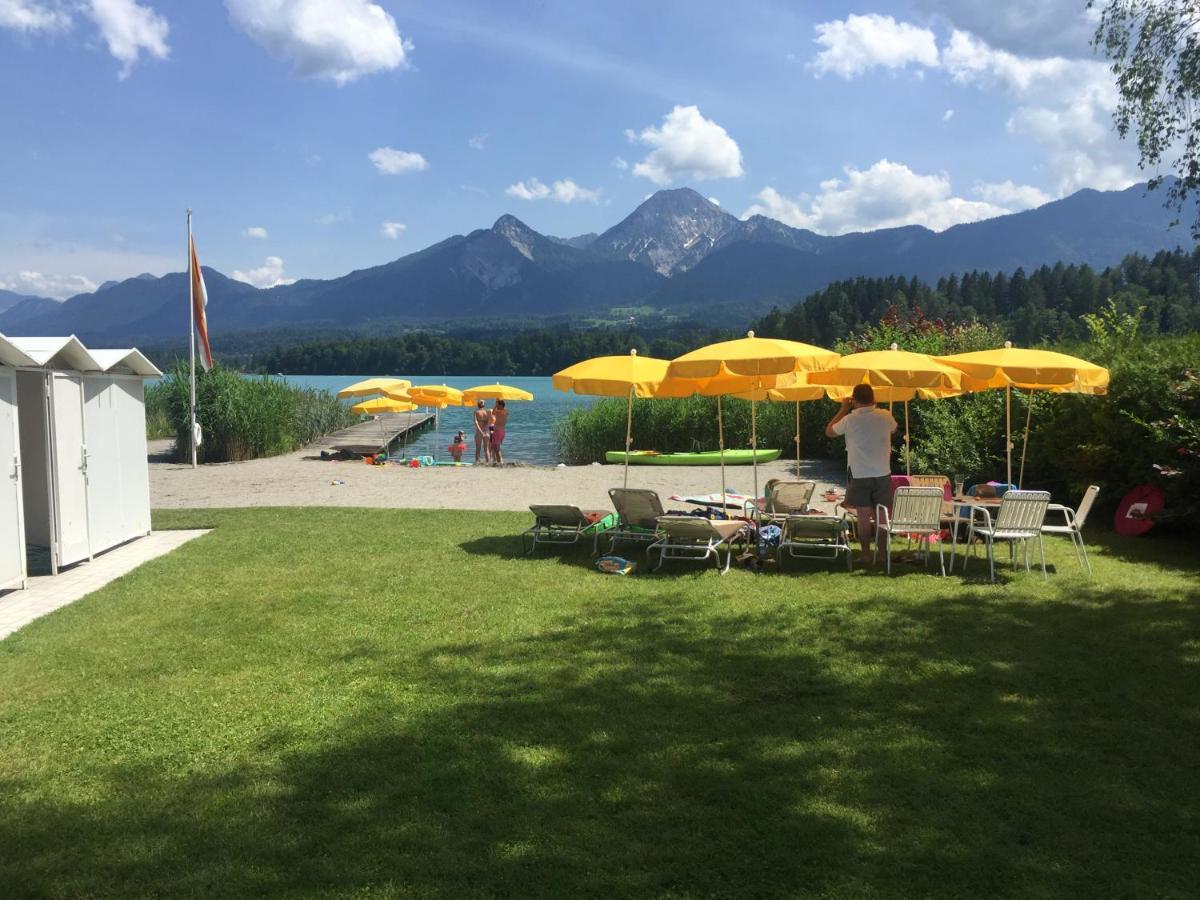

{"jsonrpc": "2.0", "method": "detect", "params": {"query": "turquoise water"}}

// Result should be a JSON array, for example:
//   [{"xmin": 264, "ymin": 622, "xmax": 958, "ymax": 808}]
[{"xmin": 281, "ymin": 375, "xmax": 595, "ymax": 466}]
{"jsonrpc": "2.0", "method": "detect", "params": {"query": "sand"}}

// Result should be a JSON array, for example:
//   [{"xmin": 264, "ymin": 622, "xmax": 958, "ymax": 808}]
[{"xmin": 149, "ymin": 440, "xmax": 848, "ymax": 513}]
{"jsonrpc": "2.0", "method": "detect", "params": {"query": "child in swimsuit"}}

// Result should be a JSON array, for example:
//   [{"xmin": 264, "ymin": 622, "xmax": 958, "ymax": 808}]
[{"xmin": 448, "ymin": 430, "xmax": 467, "ymax": 462}]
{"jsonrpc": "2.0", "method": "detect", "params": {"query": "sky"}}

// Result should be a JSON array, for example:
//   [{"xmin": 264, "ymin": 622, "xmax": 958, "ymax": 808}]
[{"xmin": 0, "ymin": 0, "xmax": 1144, "ymax": 298}]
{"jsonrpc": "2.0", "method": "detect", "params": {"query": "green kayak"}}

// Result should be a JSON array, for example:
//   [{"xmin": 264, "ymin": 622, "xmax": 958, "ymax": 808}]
[{"xmin": 604, "ymin": 449, "xmax": 782, "ymax": 466}]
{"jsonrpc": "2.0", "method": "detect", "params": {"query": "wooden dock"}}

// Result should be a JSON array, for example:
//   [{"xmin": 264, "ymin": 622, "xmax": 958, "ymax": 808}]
[{"xmin": 310, "ymin": 412, "xmax": 435, "ymax": 456}]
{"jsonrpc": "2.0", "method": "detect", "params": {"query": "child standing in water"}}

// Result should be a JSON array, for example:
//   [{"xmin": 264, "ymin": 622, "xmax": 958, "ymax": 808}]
[{"xmin": 448, "ymin": 430, "xmax": 467, "ymax": 463}]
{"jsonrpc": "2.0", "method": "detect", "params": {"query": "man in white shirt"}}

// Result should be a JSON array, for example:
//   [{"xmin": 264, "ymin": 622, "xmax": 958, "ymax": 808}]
[{"xmin": 825, "ymin": 384, "xmax": 898, "ymax": 566}]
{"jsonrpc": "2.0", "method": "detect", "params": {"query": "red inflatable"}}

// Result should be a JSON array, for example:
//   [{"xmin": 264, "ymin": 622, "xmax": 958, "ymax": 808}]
[{"xmin": 1114, "ymin": 484, "xmax": 1164, "ymax": 536}]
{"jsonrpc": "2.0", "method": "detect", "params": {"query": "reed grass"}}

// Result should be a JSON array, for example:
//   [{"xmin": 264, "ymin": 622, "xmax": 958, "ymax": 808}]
[
  {"xmin": 553, "ymin": 395, "xmax": 839, "ymax": 464},
  {"xmin": 158, "ymin": 363, "xmax": 354, "ymax": 462}
]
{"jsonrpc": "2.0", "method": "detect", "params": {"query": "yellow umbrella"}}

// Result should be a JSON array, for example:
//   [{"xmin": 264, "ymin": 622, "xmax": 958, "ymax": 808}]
[
  {"xmin": 668, "ymin": 331, "xmax": 839, "ymax": 504},
  {"xmin": 337, "ymin": 377, "xmax": 411, "ymax": 399},
  {"xmin": 810, "ymin": 344, "xmax": 971, "ymax": 475},
  {"xmin": 351, "ymin": 397, "xmax": 418, "ymax": 415},
  {"xmin": 553, "ymin": 349, "xmax": 672, "ymax": 487},
  {"xmin": 937, "ymin": 342, "xmax": 1109, "ymax": 485},
  {"xmin": 461, "ymin": 383, "xmax": 535, "ymax": 403},
  {"xmin": 408, "ymin": 384, "xmax": 465, "ymax": 406}
]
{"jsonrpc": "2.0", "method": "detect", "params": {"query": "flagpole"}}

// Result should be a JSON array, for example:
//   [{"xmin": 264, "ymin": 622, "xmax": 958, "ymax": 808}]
[{"xmin": 188, "ymin": 209, "xmax": 197, "ymax": 469}]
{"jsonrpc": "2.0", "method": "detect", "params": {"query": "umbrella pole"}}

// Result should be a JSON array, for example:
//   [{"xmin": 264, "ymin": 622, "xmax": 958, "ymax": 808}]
[
  {"xmin": 1005, "ymin": 385, "xmax": 1013, "ymax": 487},
  {"xmin": 1019, "ymin": 389, "xmax": 1034, "ymax": 489},
  {"xmin": 751, "ymin": 378, "xmax": 760, "ymax": 516},
  {"xmin": 904, "ymin": 400, "xmax": 911, "ymax": 477},
  {"xmin": 794, "ymin": 401, "xmax": 801, "ymax": 476},
  {"xmin": 717, "ymin": 394, "xmax": 727, "ymax": 507},
  {"xmin": 624, "ymin": 386, "xmax": 633, "ymax": 489}
]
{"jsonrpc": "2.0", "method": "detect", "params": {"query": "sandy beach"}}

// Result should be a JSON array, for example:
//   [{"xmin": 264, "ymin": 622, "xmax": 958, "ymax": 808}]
[{"xmin": 149, "ymin": 441, "xmax": 848, "ymax": 513}]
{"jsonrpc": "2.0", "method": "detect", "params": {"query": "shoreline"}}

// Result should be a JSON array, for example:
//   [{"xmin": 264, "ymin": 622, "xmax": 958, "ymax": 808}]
[{"xmin": 149, "ymin": 441, "xmax": 847, "ymax": 513}]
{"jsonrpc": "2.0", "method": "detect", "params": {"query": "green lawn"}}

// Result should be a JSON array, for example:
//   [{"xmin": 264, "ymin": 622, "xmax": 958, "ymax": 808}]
[{"xmin": 1, "ymin": 508, "xmax": 1198, "ymax": 898}]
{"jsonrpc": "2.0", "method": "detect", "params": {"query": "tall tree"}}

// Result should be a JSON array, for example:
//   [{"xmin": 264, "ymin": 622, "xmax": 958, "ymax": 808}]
[{"xmin": 1092, "ymin": 0, "xmax": 1200, "ymax": 235}]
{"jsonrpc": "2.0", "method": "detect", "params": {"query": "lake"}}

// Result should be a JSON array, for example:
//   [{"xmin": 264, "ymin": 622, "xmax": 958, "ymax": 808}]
[{"xmin": 279, "ymin": 375, "xmax": 596, "ymax": 466}]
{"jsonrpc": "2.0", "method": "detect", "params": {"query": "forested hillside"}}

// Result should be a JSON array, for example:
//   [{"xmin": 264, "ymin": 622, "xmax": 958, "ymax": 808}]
[
  {"xmin": 755, "ymin": 249, "xmax": 1200, "ymax": 346},
  {"xmin": 247, "ymin": 249, "xmax": 1200, "ymax": 375}
]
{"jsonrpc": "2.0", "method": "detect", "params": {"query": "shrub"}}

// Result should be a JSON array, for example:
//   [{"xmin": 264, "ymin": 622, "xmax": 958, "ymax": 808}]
[{"xmin": 159, "ymin": 363, "xmax": 355, "ymax": 463}]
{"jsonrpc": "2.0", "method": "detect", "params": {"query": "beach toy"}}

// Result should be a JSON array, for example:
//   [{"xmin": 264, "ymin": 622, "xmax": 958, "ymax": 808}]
[
  {"xmin": 1114, "ymin": 484, "xmax": 1163, "ymax": 536},
  {"xmin": 420, "ymin": 455, "xmax": 434, "ymax": 467},
  {"xmin": 596, "ymin": 555, "xmax": 636, "ymax": 575},
  {"xmin": 408, "ymin": 458, "xmax": 420, "ymax": 468}
]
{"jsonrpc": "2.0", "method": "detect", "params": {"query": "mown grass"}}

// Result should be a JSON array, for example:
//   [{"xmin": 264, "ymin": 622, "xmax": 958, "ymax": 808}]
[{"xmin": 1, "ymin": 508, "xmax": 1198, "ymax": 898}]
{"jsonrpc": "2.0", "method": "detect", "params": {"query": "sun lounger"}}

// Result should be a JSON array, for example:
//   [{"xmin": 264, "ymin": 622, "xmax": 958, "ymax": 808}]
[
  {"xmin": 606, "ymin": 488, "xmax": 667, "ymax": 554},
  {"xmin": 777, "ymin": 514, "xmax": 854, "ymax": 571},
  {"xmin": 649, "ymin": 515, "xmax": 747, "ymax": 574},
  {"xmin": 761, "ymin": 480, "xmax": 817, "ymax": 523},
  {"xmin": 522, "ymin": 505, "xmax": 614, "ymax": 555}
]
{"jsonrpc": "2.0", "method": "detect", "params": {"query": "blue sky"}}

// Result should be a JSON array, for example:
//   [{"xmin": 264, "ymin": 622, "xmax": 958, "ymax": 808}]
[{"xmin": 0, "ymin": 0, "xmax": 1138, "ymax": 297}]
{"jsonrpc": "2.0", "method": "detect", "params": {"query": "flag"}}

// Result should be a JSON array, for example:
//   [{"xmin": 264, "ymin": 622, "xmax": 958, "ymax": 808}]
[{"xmin": 189, "ymin": 235, "xmax": 213, "ymax": 370}]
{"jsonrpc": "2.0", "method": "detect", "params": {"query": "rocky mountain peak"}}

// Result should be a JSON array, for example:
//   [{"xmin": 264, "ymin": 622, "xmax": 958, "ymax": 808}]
[
  {"xmin": 491, "ymin": 214, "xmax": 543, "ymax": 260},
  {"xmin": 593, "ymin": 187, "xmax": 740, "ymax": 275}
]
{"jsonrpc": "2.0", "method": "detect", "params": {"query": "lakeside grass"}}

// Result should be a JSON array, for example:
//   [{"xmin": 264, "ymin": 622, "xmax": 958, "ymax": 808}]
[{"xmin": 1, "ymin": 507, "xmax": 1198, "ymax": 897}]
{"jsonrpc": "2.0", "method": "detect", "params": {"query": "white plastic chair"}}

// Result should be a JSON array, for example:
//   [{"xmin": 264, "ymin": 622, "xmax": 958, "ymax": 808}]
[
  {"xmin": 1042, "ymin": 485, "xmax": 1099, "ymax": 575},
  {"xmin": 875, "ymin": 486, "xmax": 947, "ymax": 576},
  {"xmin": 963, "ymin": 490, "xmax": 1051, "ymax": 583}
]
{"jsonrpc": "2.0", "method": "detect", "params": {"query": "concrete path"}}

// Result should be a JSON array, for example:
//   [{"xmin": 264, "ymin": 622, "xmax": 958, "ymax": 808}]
[{"xmin": 0, "ymin": 530, "xmax": 210, "ymax": 640}]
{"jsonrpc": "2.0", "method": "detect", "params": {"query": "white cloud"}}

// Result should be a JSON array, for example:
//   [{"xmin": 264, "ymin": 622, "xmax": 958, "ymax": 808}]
[
  {"xmin": 232, "ymin": 255, "xmax": 295, "ymax": 289},
  {"xmin": 369, "ymin": 146, "xmax": 428, "ymax": 174},
  {"xmin": 226, "ymin": 0, "xmax": 410, "ymax": 85},
  {"xmin": 548, "ymin": 178, "xmax": 600, "ymax": 204},
  {"xmin": 973, "ymin": 179, "xmax": 1052, "ymax": 210},
  {"xmin": 316, "ymin": 212, "xmax": 340, "ymax": 225},
  {"xmin": 742, "ymin": 159, "xmax": 1012, "ymax": 234},
  {"xmin": 85, "ymin": 0, "xmax": 170, "ymax": 79},
  {"xmin": 708, "ymin": 197, "xmax": 720, "ymax": 206},
  {"xmin": 806, "ymin": 15, "xmax": 1137, "ymax": 198},
  {"xmin": 0, "ymin": 237, "xmax": 173, "ymax": 298},
  {"xmin": 0, "ymin": 1, "xmax": 70, "ymax": 32},
  {"xmin": 380, "ymin": 220, "xmax": 406, "ymax": 239},
  {"xmin": 810, "ymin": 13, "xmax": 938, "ymax": 78},
  {"xmin": 505, "ymin": 178, "xmax": 549, "ymax": 201},
  {"xmin": 914, "ymin": 0, "xmax": 1099, "ymax": 59},
  {"xmin": 0, "ymin": 271, "xmax": 95, "ymax": 300},
  {"xmin": 612, "ymin": 156, "xmax": 628, "ymax": 170},
  {"xmin": 629, "ymin": 105, "xmax": 744, "ymax": 185},
  {"xmin": 505, "ymin": 177, "xmax": 600, "ymax": 203},
  {"xmin": 242, "ymin": 226, "xmax": 269, "ymax": 239},
  {"xmin": 467, "ymin": 132, "xmax": 487, "ymax": 150},
  {"xmin": 941, "ymin": 29, "xmax": 1136, "ymax": 195}
]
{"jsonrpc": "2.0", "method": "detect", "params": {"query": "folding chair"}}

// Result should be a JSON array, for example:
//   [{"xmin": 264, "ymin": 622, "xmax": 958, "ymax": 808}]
[
  {"xmin": 777, "ymin": 514, "xmax": 854, "ymax": 571},
  {"xmin": 1042, "ymin": 485, "xmax": 1099, "ymax": 575},
  {"xmin": 761, "ymin": 480, "xmax": 817, "ymax": 524},
  {"xmin": 876, "ymin": 486, "xmax": 947, "ymax": 576},
  {"xmin": 649, "ymin": 516, "xmax": 747, "ymax": 574},
  {"xmin": 963, "ymin": 490, "xmax": 1051, "ymax": 582},
  {"xmin": 521, "ymin": 505, "xmax": 613, "ymax": 555},
  {"xmin": 606, "ymin": 488, "xmax": 667, "ymax": 554}
]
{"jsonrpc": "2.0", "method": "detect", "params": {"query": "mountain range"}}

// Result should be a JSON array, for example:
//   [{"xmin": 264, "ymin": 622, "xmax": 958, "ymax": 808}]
[{"xmin": 2, "ymin": 183, "xmax": 1190, "ymax": 346}]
